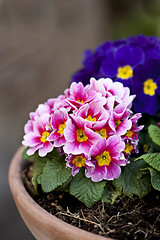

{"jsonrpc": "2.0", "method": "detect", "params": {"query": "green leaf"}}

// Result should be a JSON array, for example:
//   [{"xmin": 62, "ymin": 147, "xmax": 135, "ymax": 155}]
[
  {"xmin": 148, "ymin": 167, "xmax": 160, "ymax": 191},
  {"xmin": 41, "ymin": 157, "xmax": 71, "ymax": 193},
  {"xmin": 22, "ymin": 147, "xmax": 37, "ymax": 162},
  {"xmin": 136, "ymin": 153, "xmax": 160, "ymax": 172},
  {"xmin": 36, "ymin": 175, "xmax": 42, "ymax": 184},
  {"xmin": 101, "ymin": 184, "xmax": 121, "ymax": 205},
  {"xmin": 33, "ymin": 157, "xmax": 48, "ymax": 177},
  {"xmin": 113, "ymin": 159, "xmax": 151, "ymax": 198},
  {"xmin": 148, "ymin": 125, "xmax": 160, "ymax": 147},
  {"xmin": 69, "ymin": 168, "xmax": 106, "ymax": 208},
  {"xmin": 55, "ymin": 176, "xmax": 72, "ymax": 192},
  {"xmin": 138, "ymin": 130, "xmax": 152, "ymax": 147},
  {"xmin": 32, "ymin": 156, "xmax": 48, "ymax": 192}
]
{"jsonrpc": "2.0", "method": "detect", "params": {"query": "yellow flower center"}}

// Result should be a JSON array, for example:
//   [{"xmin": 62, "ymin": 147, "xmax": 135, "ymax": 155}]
[
  {"xmin": 117, "ymin": 65, "xmax": 133, "ymax": 79},
  {"xmin": 85, "ymin": 115, "xmax": 97, "ymax": 121},
  {"xmin": 77, "ymin": 99, "xmax": 84, "ymax": 103},
  {"xmin": 96, "ymin": 151, "xmax": 111, "ymax": 166},
  {"xmin": 125, "ymin": 130, "xmax": 134, "ymax": 138},
  {"xmin": 96, "ymin": 128, "xmax": 108, "ymax": 138},
  {"xmin": 72, "ymin": 155, "xmax": 86, "ymax": 168},
  {"xmin": 143, "ymin": 144, "xmax": 149, "ymax": 153},
  {"xmin": 143, "ymin": 79, "xmax": 157, "ymax": 96},
  {"xmin": 76, "ymin": 129, "xmax": 88, "ymax": 142},
  {"xmin": 58, "ymin": 122, "xmax": 66, "ymax": 135},
  {"xmin": 115, "ymin": 120, "xmax": 121, "ymax": 128},
  {"xmin": 124, "ymin": 143, "xmax": 133, "ymax": 154},
  {"xmin": 40, "ymin": 131, "xmax": 50, "ymax": 143}
]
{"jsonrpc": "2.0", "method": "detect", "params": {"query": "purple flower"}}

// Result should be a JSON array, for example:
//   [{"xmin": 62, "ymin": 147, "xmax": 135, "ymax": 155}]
[
  {"xmin": 101, "ymin": 45, "xmax": 144, "ymax": 88},
  {"xmin": 128, "ymin": 35, "xmax": 160, "ymax": 59},
  {"xmin": 72, "ymin": 35, "xmax": 160, "ymax": 115},
  {"xmin": 132, "ymin": 59, "xmax": 160, "ymax": 115}
]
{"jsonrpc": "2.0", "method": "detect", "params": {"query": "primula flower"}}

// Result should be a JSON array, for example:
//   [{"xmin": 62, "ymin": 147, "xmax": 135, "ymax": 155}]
[
  {"xmin": 65, "ymin": 81, "xmax": 105, "ymax": 110},
  {"xmin": 66, "ymin": 153, "xmax": 89, "ymax": 176},
  {"xmin": 101, "ymin": 45, "xmax": 144, "ymax": 87},
  {"xmin": 108, "ymin": 103, "xmax": 132, "ymax": 136},
  {"xmin": 22, "ymin": 78, "xmax": 143, "ymax": 182},
  {"xmin": 122, "ymin": 113, "xmax": 144, "ymax": 141},
  {"xmin": 73, "ymin": 101, "xmax": 109, "ymax": 128},
  {"xmin": 123, "ymin": 139, "xmax": 138, "ymax": 159},
  {"xmin": 30, "ymin": 103, "xmax": 53, "ymax": 120},
  {"xmin": 132, "ymin": 59, "xmax": 160, "ymax": 115},
  {"xmin": 24, "ymin": 104, "xmax": 53, "ymax": 134},
  {"xmin": 72, "ymin": 35, "xmax": 160, "ymax": 115},
  {"xmin": 63, "ymin": 118, "xmax": 101, "ymax": 155},
  {"xmin": 92, "ymin": 120, "xmax": 114, "ymax": 140},
  {"xmin": 88, "ymin": 77, "xmax": 135, "ymax": 106},
  {"xmin": 22, "ymin": 113, "xmax": 54, "ymax": 157},
  {"xmin": 48, "ymin": 108, "xmax": 68, "ymax": 147},
  {"xmin": 128, "ymin": 35, "xmax": 160, "ymax": 59},
  {"xmin": 45, "ymin": 95, "xmax": 71, "ymax": 113},
  {"xmin": 85, "ymin": 137, "xmax": 126, "ymax": 182}
]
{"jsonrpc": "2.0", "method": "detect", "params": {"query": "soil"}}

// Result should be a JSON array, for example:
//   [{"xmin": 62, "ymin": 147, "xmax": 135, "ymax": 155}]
[{"xmin": 22, "ymin": 163, "xmax": 160, "ymax": 240}]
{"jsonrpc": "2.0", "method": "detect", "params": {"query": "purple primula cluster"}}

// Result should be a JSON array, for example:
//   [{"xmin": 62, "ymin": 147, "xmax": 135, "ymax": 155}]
[
  {"xmin": 72, "ymin": 35, "xmax": 160, "ymax": 116},
  {"xmin": 23, "ymin": 78, "xmax": 143, "ymax": 182}
]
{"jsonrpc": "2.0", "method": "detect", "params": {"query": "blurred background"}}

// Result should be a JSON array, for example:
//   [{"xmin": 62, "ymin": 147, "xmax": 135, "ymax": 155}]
[{"xmin": 1, "ymin": 0, "xmax": 160, "ymax": 239}]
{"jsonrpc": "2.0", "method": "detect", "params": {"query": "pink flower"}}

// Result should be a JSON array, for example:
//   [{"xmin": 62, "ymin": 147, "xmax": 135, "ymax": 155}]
[
  {"xmin": 63, "ymin": 118, "xmax": 101, "ymax": 155},
  {"xmin": 89, "ymin": 77, "xmax": 135, "ymax": 107},
  {"xmin": 108, "ymin": 103, "xmax": 132, "ymax": 135},
  {"xmin": 24, "ymin": 104, "xmax": 52, "ymax": 134},
  {"xmin": 22, "ymin": 113, "xmax": 54, "ymax": 157},
  {"xmin": 48, "ymin": 108, "xmax": 68, "ymax": 147},
  {"xmin": 121, "ymin": 113, "xmax": 144, "ymax": 158},
  {"xmin": 65, "ymin": 81, "xmax": 105, "ymax": 110},
  {"xmin": 85, "ymin": 137, "xmax": 126, "ymax": 182},
  {"xmin": 22, "ymin": 77, "xmax": 143, "ymax": 182},
  {"xmin": 92, "ymin": 120, "xmax": 115, "ymax": 139},
  {"xmin": 122, "ymin": 113, "xmax": 144, "ymax": 141},
  {"xmin": 45, "ymin": 95, "xmax": 71, "ymax": 112},
  {"xmin": 66, "ymin": 153, "xmax": 89, "ymax": 176},
  {"xmin": 73, "ymin": 101, "xmax": 109, "ymax": 128}
]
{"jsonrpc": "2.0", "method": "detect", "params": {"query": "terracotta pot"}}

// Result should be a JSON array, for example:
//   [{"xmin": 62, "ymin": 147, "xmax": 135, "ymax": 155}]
[{"xmin": 9, "ymin": 146, "xmax": 113, "ymax": 240}]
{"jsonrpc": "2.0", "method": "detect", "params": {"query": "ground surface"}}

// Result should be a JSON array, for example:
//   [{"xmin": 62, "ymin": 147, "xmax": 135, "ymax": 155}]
[{"xmin": 23, "ymin": 163, "xmax": 160, "ymax": 240}]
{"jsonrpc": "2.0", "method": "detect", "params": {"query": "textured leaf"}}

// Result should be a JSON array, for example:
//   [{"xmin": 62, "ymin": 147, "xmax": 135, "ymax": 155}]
[
  {"xmin": 33, "ymin": 157, "xmax": 48, "ymax": 176},
  {"xmin": 148, "ymin": 168, "xmax": 160, "ymax": 191},
  {"xmin": 22, "ymin": 147, "xmax": 37, "ymax": 162},
  {"xmin": 113, "ymin": 160, "xmax": 151, "ymax": 198},
  {"xmin": 32, "ymin": 156, "xmax": 48, "ymax": 192},
  {"xmin": 55, "ymin": 176, "xmax": 72, "ymax": 192},
  {"xmin": 101, "ymin": 185, "xmax": 121, "ymax": 205},
  {"xmin": 41, "ymin": 158, "xmax": 71, "ymax": 193},
  {"xmin": 148, "ymin": 125, "xmax": 160, "ymax": 147},
  {"xmin": 137, "ymin": 153, "xmax": 160, "ymax": 172},
  {"xmin": 69, "ymin": 168, "xmax": 106, "ymax": 207}
]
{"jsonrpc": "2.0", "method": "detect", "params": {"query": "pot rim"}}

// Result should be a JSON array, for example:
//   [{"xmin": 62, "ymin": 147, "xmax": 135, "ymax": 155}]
[{"xmin": 9, "ymin": 146, "xmax": 113, "ymax": 240}]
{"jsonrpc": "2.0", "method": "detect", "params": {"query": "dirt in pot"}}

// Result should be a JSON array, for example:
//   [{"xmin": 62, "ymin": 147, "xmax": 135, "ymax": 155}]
[{"xmin": 22, "ymin": 163, "xmax": 160, "ymax": 240}]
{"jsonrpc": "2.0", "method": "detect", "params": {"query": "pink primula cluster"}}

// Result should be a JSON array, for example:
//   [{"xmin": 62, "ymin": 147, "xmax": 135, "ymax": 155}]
[{"xmin": 22, "ymin": 78, "xmax": 143, "ymax": 182}]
